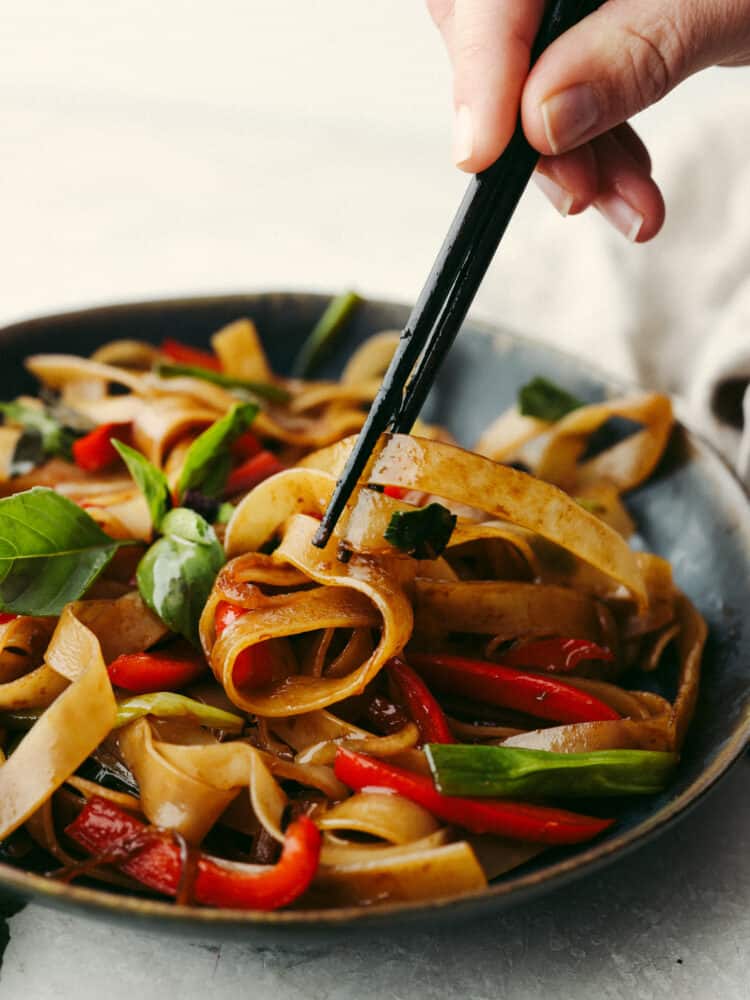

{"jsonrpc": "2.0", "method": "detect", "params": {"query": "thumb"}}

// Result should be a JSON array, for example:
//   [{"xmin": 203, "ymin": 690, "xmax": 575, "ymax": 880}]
[{"xmin": 521, "ymin": 0, "xmax": 750, "ymax": 155}]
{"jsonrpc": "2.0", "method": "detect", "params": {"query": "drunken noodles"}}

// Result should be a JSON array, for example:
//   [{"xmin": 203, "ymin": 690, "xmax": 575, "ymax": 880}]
[{"xmin": 0, "ymin": 298, "xmax": 705, "ymax": 910}]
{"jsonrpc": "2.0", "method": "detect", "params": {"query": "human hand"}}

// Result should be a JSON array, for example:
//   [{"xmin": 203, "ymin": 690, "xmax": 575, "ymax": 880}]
[{"xmin": 427, "ymin": 0, "xmax": 750, "ymax": 241}]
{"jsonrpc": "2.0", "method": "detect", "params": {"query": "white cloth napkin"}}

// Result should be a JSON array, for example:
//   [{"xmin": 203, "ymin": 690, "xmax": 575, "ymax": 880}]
[{"xmin": 475, "ymin": 78, "xmax": 750, "ymax": 489}]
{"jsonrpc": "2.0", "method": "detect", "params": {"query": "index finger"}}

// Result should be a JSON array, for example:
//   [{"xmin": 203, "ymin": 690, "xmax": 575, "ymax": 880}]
[{"xmin": 428, "ymin": 0, "xmax": 546, "ymax": 171}]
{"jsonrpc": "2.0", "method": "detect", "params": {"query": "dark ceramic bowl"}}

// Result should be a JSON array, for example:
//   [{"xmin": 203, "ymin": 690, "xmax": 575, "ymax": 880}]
[{"xmin": 0, "ymin": 292, "xmax": 749, "ymax": 943}]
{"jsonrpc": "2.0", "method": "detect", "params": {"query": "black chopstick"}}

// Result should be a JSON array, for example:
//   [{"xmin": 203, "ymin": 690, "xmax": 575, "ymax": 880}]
[
  {"xmin": 313, "ymin": 0, "xmax": 596, "ymax": 550},
  {"xmin": 393, "ymin": 123, "xmax": 539, "ymax": 434}
]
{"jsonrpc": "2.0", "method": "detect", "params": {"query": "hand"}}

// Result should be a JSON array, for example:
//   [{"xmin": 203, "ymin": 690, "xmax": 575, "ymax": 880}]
[{"xmin": 427, "ymin": 0, "xmax": 750, "ymax": 241}]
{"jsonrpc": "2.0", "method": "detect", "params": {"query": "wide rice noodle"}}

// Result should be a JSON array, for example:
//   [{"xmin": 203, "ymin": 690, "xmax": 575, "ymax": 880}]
[{"xmin": 0, "ymin": 607, "xmax": 117, "ymax": 839}]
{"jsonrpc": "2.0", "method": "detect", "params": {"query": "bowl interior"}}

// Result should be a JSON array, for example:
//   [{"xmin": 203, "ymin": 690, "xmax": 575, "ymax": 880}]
[{"xmin": 1, "ymin": 292, "xmax": 749, "ymax": 938}]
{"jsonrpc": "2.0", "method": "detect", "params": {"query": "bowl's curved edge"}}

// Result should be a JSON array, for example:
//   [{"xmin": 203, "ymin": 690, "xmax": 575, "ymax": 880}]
[
  {"xmin": 0, "ymin": 712, "xmax": 747, "ymax": 942},
  {"xmin": 0, "ymin": 291, "xmax": 749, "ymax": 938}
]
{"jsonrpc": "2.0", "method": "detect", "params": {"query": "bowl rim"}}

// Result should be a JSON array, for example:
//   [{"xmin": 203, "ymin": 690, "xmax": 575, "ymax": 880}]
[{"xmin": 1, "ymin": 290, "xmax": 749, "ymax": 931}]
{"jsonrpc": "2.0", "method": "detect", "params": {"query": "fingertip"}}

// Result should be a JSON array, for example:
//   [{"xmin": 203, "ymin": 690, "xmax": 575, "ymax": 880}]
[
  {"xmin": 448, "ymin": 1, "xmax": 545, "ymax": 172},
  {"xmin": 592, "ymin": 132, "xmax": 665, "ymax": 243},
  {"xmin": 520, "ymin": 76, "xmax": 559, "ymax": 156},
  {"xmin": 452, "ymin": 104, "xmax": 475, "ymax": 168},
  {"xmin": 533, "ymin": 171, "xmax": 575, "ymax": 217},
  {"xmin": 532, "ymin": 129, "xmax": 665, "ymax": 241},
  {"xmin": 633, "ymin": 185, "xmax": 665, "ymax": 242},
  {"xmin": 535, "ymin": 145, "xmax": 599, "ymax": 216},
  {"xmin": 451, "ymin": 100, "xmax": 517, "ymax": 173}
]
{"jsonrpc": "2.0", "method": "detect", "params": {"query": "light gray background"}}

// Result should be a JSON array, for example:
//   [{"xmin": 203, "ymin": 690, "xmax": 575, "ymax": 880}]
[{"xmin": 1, "ymin": 3, "xmax": 748, "ymax": 997}]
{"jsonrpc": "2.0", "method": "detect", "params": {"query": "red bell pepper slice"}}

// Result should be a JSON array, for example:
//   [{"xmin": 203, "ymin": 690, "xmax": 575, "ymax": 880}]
[
  {"xmin": 214, "ymin": 600, "xmax": 276, "ymax": 690},
  {"xmin": 65, "ymin": 795, "xmax": 321, "ymax": 910},
  {"xmin": 408, "ymin": 654, "xmax": 620, "ymax": 725},
  {"xmin": 231, "ymin": 430, "xmax": 263, "ymax": 460},
  {"xmin": 107, "ymin": 646, "xmax": 207, "ymax": 693},
  {"xmin": 383, "ymin": 485, "xmax": 408, "ymax": 500},
  {"xmin": 161, "ymin": 338, "xmax": 221, "ymax": 371},
  {"xmin": 334, "ymin": 748, "xmax": 613, "ymax": 845},
  {"xmin": 0, "ymin": 613, "xmax": 19, "ymax": 625},
  {"xmin": 72, "ymin": 423, "xmax": 132, "ymax": 472},
  {"xmin": 501, "ymin": 638, "xmax": 615, "ymax": 674},
  {"xmin": 225, "ymin": 451, "xmax": 286, "ymax": 495},
  {"xmin": 386, "ymin": 657, "xmax": 455, "ymax": 744}
]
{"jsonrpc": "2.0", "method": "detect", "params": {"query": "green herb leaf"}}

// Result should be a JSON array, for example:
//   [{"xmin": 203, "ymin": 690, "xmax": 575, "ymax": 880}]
[
  {"xmin": 0, "ymin": 487, "xmax": 128, "ymax": 615},
  {"xmin": 177, "ymin": 403, "xmax": 259, "ymax": 501},
  {"xmin": 112, "ymin": 440, "xmax": 171, "ymax": 532},
  {"xmin": 136, "ymin": 507, "xmax": 224, "ymax": 645},
  {"xmin": 384, "ymin": 502, "xmax": 457, "ymax": 560},
  {"xmin": 0, "ymin": 399, "xmax": 79, "ymax": 461},
  {"xmin": 216, "ymin": 501, "xmax": 236, "ymax": 525},
  {"xmin": 114, "ymin": 691, "xmax": 243, "ymax": 731},
  {"xmin": 292, "ymin": 291, "xmax": 362, "ymax": 377},
  {"xmin": 426, "ymin": 744, "xmax": 679, "ymax": 799},
  {"xmin": 518, "ymin": 377, "xmax": 583, "ymax": 421},
  {"xmin": 155, "ymin": 363, "xmax": 290, "ymax": 404}
]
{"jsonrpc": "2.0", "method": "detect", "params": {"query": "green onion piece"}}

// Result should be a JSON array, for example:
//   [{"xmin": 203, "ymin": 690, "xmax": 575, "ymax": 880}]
[
  {"xmin": 155, "ymin": 363, "xmax": 290, "ymax": 404},
  {"xmin": 113, "ymin": 692, "xmax": 244, "ymax": 731},
  {"xmin": 384, "ymin": 502, "xmax": 457, "ymax": 560},
  {"xmin": 425, "ymin": 744, "xmax": 679, "ymax": 799},
  {"xmin": 292, "ymin": 291, "xmax": 362, "ymax": 377},
  {"xmin": 0, "ymin": 693, "xmax": 244, "ymax": 734},
  {"xmin": 518, "ymin": 376, "xmax": 584, "ymax": 421},
  {"xmin": 575, "ymin": 497, "xmax": 606, "ymax": 515}
]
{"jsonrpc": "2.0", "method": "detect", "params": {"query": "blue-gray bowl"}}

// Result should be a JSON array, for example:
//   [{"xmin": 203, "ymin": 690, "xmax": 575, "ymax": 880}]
[{"xmin": 0, "ymin": 292, "xmax": 748, "ymax": 943}]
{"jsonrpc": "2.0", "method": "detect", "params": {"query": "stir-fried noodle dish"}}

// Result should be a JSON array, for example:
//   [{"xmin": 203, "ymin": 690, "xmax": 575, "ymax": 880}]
[{"xmin": 0, "ymin": 298, "xmax": 705, "ymax": 911}]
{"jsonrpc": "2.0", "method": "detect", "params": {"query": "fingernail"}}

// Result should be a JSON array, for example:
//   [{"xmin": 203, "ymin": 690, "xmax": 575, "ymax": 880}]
[
  {"xmin": 453, "ymin": 104, "xmax": 474, "ymax": 165},
  {"xmin": 533, "ymin": 172, "xmax": 575, "ymax": 217},
  {"xmin": 595, "ymin": 192, "xmax": 644, "ymax": 242},
  {"xmin": 541, "ymin": 84, "xmax": 600, "ymax": 154}
]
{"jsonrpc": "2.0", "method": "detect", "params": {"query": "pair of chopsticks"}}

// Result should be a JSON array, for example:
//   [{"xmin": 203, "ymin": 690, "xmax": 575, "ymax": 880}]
[{"xmin": 313, "ymin": 0, "xmax": 597, "ymax": 551}]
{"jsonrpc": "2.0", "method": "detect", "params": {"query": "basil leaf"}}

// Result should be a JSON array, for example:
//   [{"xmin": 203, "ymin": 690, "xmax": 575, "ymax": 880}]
[
  {"xmin": 0, "ymin": 487, "xmax": 127, "ymax": 615},
  {"xmin": 0, "ymin": 399, "xmax": 79, "ymax": 461},
  {"xmin": 112, "ymin": 440, "xmax": 171, "ymax": 532},
  {"xmin": 136, "ymin": 507, "xmax": 224, "ymax": 645},
  {"xmin": 177, "ymin": 403, "xmax": 259, "ymax": 501},
  {"xmin": 155, "ymin": 363, "xmax": 290, "ymax": 404},
  {"xmin": 292, "ymin": 290, "xmax": 362, "ymax": 377},
  {"xmin": 518, "ymin": 377, "xmax": 583, "ymax": 421},
  {"xmin": 384, "ymin": 502, "xmax": 457, "ymax": 560}
]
